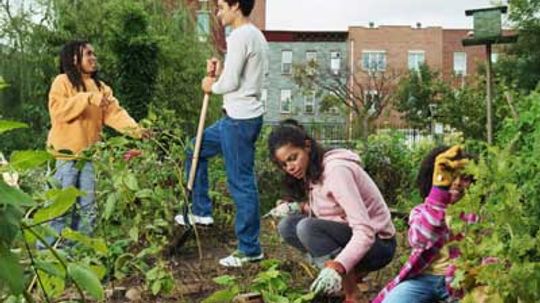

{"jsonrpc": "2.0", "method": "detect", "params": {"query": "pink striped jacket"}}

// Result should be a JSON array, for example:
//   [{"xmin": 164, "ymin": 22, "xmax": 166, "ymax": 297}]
[{"xmin": 372, "ymin": 187, "xmax": 453, "ymax": 303}]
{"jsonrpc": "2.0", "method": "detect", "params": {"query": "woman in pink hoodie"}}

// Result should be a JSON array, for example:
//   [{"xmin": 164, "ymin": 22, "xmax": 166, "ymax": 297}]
[{"xmin": 267, "ymin": 119, "xmax": 396, "ymax": 302}]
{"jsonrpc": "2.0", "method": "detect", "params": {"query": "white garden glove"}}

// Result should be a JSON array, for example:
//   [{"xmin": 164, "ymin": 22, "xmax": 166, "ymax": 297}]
[
  {"xmin": 310, "ymin": 267, "xmax": 342, "ymax": 295},
  {"xmin": 267, "ymin": 200, "xmax": 301, "ymax": 219}
]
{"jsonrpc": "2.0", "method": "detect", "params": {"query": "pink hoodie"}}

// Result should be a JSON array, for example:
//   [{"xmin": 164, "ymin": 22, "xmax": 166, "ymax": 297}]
[{"xmin": 307, "ymin": 149, "xmax": 396, "ymax": 272}]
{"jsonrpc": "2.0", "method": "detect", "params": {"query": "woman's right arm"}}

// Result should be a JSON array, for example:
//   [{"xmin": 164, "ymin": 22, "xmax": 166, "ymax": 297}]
[
  {"xmin": 407, "ymin": 188, "xmax": 451, "ymax": 249},
  {"xmin": 48, "ymin": 76, "xmax": 102, "ymax": 122}
]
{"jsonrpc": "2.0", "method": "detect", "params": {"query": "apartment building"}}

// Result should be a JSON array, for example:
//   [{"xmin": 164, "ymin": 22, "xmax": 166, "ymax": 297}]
[
  {"xmin": 183, "ymin": 0, "xmax": 497, "ymax": 133},
  {"xmin": 262, "ymin": 31, "xmax": 348, "ymax": 130}
]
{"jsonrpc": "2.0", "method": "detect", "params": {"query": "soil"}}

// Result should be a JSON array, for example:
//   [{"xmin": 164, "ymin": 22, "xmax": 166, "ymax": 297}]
[{"xmin": 107, "ymin": 220, "xmax": 405, "ymax": 303}]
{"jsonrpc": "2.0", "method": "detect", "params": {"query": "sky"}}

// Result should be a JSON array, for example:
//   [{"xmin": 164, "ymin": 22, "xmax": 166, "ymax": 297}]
[{"xmin": 266, "ymin": 0, "xmax": 509, "ymax": 30}]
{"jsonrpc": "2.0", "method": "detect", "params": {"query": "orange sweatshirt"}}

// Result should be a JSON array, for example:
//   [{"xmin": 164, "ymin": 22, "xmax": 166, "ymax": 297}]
[{"xmin": 47, "ymin": 74, "xmax": 143, "ymax": 159}]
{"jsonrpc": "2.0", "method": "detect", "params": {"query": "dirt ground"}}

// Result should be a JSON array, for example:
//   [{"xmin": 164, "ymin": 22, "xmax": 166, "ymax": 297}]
[{"xmin": 119, "ymin": 219, "xmax": 406, "ymax": 303}]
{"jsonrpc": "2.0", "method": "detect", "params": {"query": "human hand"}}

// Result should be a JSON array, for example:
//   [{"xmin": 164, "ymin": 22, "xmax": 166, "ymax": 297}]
[
  {"xmin": 140, "ymin": 128, "xmax": 152, "ymax": 140},
  {"xmin": 207, "ymin": 58, "xmax": 221, "ymax": 77},
  {"xmin": 310, "ymin": 266, "xmax": 343, "ymax": 295},
  {"xmin": 433, "ymin": 145, "xmax": 469, "ymax": 188},
  {"xmin": 201, "ymin": 76, "xmax": 215, "ymax": 94},
  {"xmin": 267, "ymin": 200, "xmax": 301, "ymax": 219}
]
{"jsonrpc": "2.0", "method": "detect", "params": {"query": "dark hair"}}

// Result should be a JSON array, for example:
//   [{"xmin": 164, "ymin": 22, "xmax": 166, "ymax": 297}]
[
  {"xmin": 416, "ymin": 146, "xmax": 449, "ymax": 199},
  {"xmin": 59, "ymin": 40, "xmax": 102, "ymax": 92},
  {"xmin": 224, "ymin": 0, "xmax": 255, "ymax": 17},
  {"xmin": 267, "ymin": 119, "xmax": 327, "ymax": 200},
  {"xmin": 416, "ymin": 145, "xmax": 476, "ymax": 199}
]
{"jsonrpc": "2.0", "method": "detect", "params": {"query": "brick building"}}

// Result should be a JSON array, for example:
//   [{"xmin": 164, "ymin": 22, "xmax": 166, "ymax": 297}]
[
  {"xmin": 183, "ymin": 1, "xmax": 497, "ymax": 134},
  {"xmin": 348, "ymin": 24, "xmax": 491, "ymax": 127}
]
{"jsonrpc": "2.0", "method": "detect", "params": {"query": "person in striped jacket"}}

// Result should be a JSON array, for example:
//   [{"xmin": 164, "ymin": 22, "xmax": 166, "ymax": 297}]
[{"xmin": 372, "ymin": 145, "xmax": 473, "ymax": 303}]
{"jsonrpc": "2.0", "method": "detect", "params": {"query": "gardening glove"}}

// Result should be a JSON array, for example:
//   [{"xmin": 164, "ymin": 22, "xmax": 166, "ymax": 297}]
[
  {"xmin": 433, "ymin": 145, "xmax": 469, "ymax": 188},
  {"xmin": 267, "ymin": 200, "xmax": 301, "ymax": 219},
  {"xmin": 309, "ymin": 261, "xmax": 344, "ymax": 295}
]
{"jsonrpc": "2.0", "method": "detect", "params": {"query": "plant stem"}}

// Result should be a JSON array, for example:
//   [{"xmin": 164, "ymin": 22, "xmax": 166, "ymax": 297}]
[{"xmin": 21, "ymin": 222, "xmax": 87, "ymax": 302}]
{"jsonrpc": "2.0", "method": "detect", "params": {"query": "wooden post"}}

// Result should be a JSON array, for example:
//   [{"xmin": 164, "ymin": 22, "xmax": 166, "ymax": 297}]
[{"xmin": 485, "ymin": 43, "xmax": 493, "ymax": 144}]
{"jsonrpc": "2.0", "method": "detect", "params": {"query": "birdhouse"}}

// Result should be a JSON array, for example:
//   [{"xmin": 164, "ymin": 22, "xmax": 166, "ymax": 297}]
[{"xmin": 467, "ymin": 7, "xmax": 505, "ymax": 39}]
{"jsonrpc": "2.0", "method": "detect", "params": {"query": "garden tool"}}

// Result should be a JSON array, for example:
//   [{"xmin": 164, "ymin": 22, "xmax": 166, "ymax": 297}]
[{"xmin": 165, "ymin": 62, "xmax": 216, "ymax": 256}]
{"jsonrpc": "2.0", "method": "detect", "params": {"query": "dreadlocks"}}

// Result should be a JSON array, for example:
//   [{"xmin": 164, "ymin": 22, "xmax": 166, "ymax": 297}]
[{"xmin": 59, "ymin": 40, "xmax": 102, "ymax": 92}]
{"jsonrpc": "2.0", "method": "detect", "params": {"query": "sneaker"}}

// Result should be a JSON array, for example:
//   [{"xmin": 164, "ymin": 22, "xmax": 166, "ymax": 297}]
[
  {"xmin": 174, "ymin": 214, "xmax": 214, "ymax": 226},
  {"xmin": 219, "ymin": 250, "xmax": 264, "ymax": 267}
]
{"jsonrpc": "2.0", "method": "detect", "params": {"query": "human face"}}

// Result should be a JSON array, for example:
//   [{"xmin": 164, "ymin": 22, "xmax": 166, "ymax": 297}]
[
  {"xmin": 274, "ymin": 143, "xmax": 311, "ymax": 180},
  {"xmin": 79, "ymin": 44, "xmax": 97, "ymax": 75},
  {"xmin": 449, "ymin": 175, "xmax": 473, "ymax": 203},
  {"xmin": 216, "ymin": 0, "xmax": 239, "ymax": 27}
]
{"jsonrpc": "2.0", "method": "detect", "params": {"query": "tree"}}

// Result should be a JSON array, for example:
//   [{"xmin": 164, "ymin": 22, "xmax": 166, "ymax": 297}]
[
  {"xmin": 110, "ymin": 2, "xmax": 159, "ymax": 121},
  {"xmin": 496, "ymin": 0, "xmax": 540, "ymax": 92},
  {"xmin": 292, "ymin": 60, "xmax": 401, "ymax": 140},
  {"xmin": 0, "ymin": 0, "xmax": 217, "ymax": 153},
  {"xmin": 394, "ymin": 64, "xmax": 449, "ymax": 131}
]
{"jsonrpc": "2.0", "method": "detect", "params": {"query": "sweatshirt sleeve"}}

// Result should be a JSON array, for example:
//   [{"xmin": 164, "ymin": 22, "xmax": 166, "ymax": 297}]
[
  {"xmin": 407, "ymin": 187, "xmax": 451, "ymax": 250},
  {"xmin": 326, "ymin": 166, "xmax": 376, "ymax": 273},
  {"xmin": 211, "ymin": 33, "xmax": 247, "ymax": 95},
  {"xmin": 48, "ymin": 75, "xmax": 102, "ymax": 122},
  {"xmin": 101, "ymin": 84, "xmax": 143, "ymax": 138}
]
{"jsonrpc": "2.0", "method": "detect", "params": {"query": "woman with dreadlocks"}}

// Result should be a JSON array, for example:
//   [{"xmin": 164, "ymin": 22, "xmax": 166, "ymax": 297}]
[{"xmin": 44, "ymin": 40, "xmax": 146, "ymax": 246}]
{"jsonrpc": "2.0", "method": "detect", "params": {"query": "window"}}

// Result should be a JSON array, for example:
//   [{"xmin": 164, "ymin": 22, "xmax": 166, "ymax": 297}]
[
  {"xmin": 306, "ymin": 51, "xmax": 317, "ymax": 63},
  {"xmin": 196, "ymin": 11, "xmax": 210, "ymax": 42},
  {"xmin": 362, "ymin": 51, "xmax": 386, "ymax": 71},
  {"xmin": 408, "ymin": 50, "xmax": 425, "ymax": 71},
  {"xmin": 280, "ymin": 89, "xmax": 292, "ymax": 113},
  {"xmin": 281, "ymin": 50, "xmax": 293, "ymax": 74},
  {"xmin": 260, "ymin": 89, "xmax": 268, "ymax": 111},
  {"xmin": 453, "ymin": 52, "xmax": 467, "ymax": 75},
  {"xmin": 304, "ymin": 91, "xmax": 316, "ymax": 114},
  {"xmin": 330, "ymin": 51, "xmax": 341, "ymax": 74}
]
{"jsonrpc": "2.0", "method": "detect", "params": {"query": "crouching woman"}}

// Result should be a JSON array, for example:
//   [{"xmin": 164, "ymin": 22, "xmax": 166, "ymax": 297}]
[{"xmin": 267, "ymin": 119, "xmax": 396, "ymax": 302}]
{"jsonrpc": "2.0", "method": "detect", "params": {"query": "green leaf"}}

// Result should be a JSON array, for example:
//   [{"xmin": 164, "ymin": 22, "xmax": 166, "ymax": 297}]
[
  {"xmin": 90, "ymin": 264, "xmax": 108, "ymax": 280},
  {"xmin": 0, "ymin": 206, "xmax": 23, "ymax": 245},
  {"xmin": 262, "ymin": 290, "xmax": 289, "ymax": 303},
  {"xmin": 0, "ymin": 179, "xmax": 34, "ymax": 207},
  {"xmin": 124, "ymin": 173, "xmax": 139, "ymax": 191},
  {"xmin": 104, "ymin": 193, "xmax": 117, "ymax": 220},
  {"xmin": 129, "ymin": 226, "xmax": 139, "ymax": 242},
  {"xmin": 212, "ymin": 274, "xmax": 237, "ymax": 286},
  {"xmin": 114, "ymin": 253, "xmax": 134, "ymax": 275},
  {"xmin": 67, "ymin": 263, "xmax": 104, "ymax": 300},
  {"xmin": 62, "ymin": 228, "xmax": 108, "ymax": 255},
  {"xmin": 9, "ymin": 150, "xmax": 52, "ymax": 171},
  {"xmin": 108, "ymin": 136, "xmax": 130, "ymax": 146},
  {"xmin": 201, "ymin": 287, "xmax": 239, "ymax": 303},
  {"xmin": 135, "ymin": 189, "xmax": 153, "ymax": 199},
  {"xmin": 40, "ymin": 270, "xmax": 66, "ymax": 298},
  {"xmin": 151, "ymin": 280, "xmax": 162, "ymax": 295},
  {"xmin": 0, "ymin": 244, "xmax": 25, "ymax": 294},
  {"xmin": 33, "ymin": 187, "xmax": 80, "ymax": 223},
  {"xmin": 0, "ymin": 120, "xmax": 28, "ymax": 135},
  {"xmin": 34, "ymin": 260, "xmax": 66, "ymax": 278}
]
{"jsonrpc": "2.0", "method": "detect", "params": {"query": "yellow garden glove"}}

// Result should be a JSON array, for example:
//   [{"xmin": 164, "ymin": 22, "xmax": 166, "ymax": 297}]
[{"xmin": 433, "ymin": 145, "xmax": 470, "ymax": 188}]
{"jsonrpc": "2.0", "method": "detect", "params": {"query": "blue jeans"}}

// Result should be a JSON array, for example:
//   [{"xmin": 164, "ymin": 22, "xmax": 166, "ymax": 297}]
[
  {"xmin": 383, "ymin": 274, "xmax": 452, "ymax": 303},
  {"xmin": 278, "ymin": 215, "xmax": 396, "ymax": 271},
  {"xmin": 44, "ymin": 160, "xmax": 96, "ymax": 246},
  {"xmin": 185, "ymin": 115, "xmax": 263, "ymax": 256}
]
